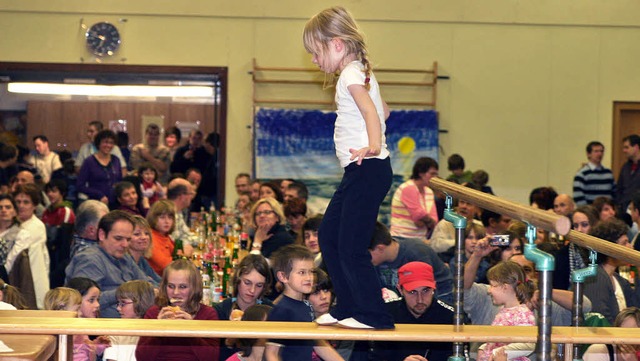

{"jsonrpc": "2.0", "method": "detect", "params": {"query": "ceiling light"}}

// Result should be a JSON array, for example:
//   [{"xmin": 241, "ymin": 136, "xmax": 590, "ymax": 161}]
[{"xmin": 7, "ymin": 82, "xmax": 214, "ymax": 98}]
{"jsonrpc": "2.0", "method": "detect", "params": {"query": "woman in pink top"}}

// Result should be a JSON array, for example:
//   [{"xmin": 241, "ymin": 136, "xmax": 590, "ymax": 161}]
[{"xmin": 390, "ymin": 157, "xmax": 439, "ymax": 239}]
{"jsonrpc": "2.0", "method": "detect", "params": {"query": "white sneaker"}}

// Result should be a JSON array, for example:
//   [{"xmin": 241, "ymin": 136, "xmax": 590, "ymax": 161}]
[
  {"xmin": 315, "ymin": 313, "xmax": 339, "ymax": 325},
  {"xmin": 337, "ymin": 317, "xmax": 374, "ymax": 329}
]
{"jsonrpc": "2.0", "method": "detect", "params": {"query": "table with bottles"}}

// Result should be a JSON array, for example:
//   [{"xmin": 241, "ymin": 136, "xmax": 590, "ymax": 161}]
[{"xmin": 175, "ymin": 206, "xmax": 251, "ymax": 306}]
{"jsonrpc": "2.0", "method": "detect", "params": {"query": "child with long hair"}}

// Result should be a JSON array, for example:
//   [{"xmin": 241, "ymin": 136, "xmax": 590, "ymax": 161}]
[
  {"xmin": 46, "ymin": 284, "xmax": 111, "ymax": 361},
  {"xmin": 225, "ymin": 304, "xmax": 272, "ymax": 361},
  {"xmin": 304, "ymin": 6, "xmax": 394, "ymax": 330},
  {"xmin": 136, "ymin": 259, "xmax": 219, "ymax": 361},
  {"xmin": 103, "ymin": 280, "xmax": 155, "ymax": 361},
  {"xmin": 478, "ymin": 261, "xmax": 536, "ymax": 361},
  {"xmin": 0, "ymin": 278, "xmax": 27, "ymax": 310}
]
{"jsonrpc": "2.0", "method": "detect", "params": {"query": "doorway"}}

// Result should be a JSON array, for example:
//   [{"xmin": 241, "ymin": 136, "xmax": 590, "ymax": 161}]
[
  {"xmin": 612, "ymin": 102, "xmax": 640, "ymax": 179},
  {"xmin": 0, "ymin": 61, "xmax": 228, "ymax": 204}
]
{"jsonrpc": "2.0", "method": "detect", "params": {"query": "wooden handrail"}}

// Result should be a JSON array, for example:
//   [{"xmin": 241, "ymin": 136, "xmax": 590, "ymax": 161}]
[
  {"xmin": 568, "ymin": 229, "xmax": 640, "ymax": 266},
  {"xmin": 429, "ymin": 178, "xmax": 571, "ymax": 235},
  {"xmin": 1, "ymin": 317, "xmax": 640, "ymax": 344},
  {"xmin": 429, "ymin": 178, "xmax": 640, "ymax": 265}
]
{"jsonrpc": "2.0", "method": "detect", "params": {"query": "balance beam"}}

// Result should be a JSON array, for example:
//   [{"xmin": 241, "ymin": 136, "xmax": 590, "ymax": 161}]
[{"xmin": 1, "ymin": 317, "xmax": 640, "ymax": 344}]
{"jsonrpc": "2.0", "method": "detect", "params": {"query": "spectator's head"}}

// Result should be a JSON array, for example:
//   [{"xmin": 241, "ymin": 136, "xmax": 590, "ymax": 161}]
[
  {"xmin": 115, "ymin": 181, "xmax": 139, "ymax": 209},
  {"xmin": 188, "ymin": 130, "xmax": 204, "ymax": 148},
  {"xmin": 97, "ymin": 210, "xmax": 135, "ymax": 259},
  {"xmin": 167, "ymin": 178, "xmax": 195, "ymax": 211},
  {"xmin": 66, "ymin": 277, "xmax": 101, "ymax": 318},
  {"xmin": 12, "ymin": 183, "xmax": 41, "ymax": 222},
  {"xmin": 623, "ymin": 134, "xmax": 640, "ymax": 161},
  {"xmin": 615, "ymin": 307, "xmax": 640, "ymax": 328},
  {"xmin": 487, "ymin": 260, "xmax": 535, "ymax": 306},
  {"xmin": 270, "ymin": 245, "xmax": 314, "ymax": 295},
  {"xmin": 75, "ymin": 200, "xmax": 109, "ymax": 239},
  {"xmin": 93, "ymin": 130, "xmax": 117, "ymax": 155},
  {"xmin": 464, "ymin": 222, "xmax": 486, "ymax": 256},
  {"xmin": 368, "ymin": 221, "xmax": 393, "ymax": 266},
  {"xmin": 301, "ymin": 214, "xmax": 323, "ymax": 254},
  {"xmin": 553, "ymin": 194, "xmax": 575, "ymax": 216},
  {"xmin": 0, "ymin": 194, "xmax": 19, "ymax": 228},
  {"xmin": 43, "ymin": 287, "xmax": 81, "ymax": 312},
  {"xmin": 164, "ymin": 126, "xmax": 181, "ymax": 148},
  {"xmin": 204, "ymin": 132, "xmax": 220, "ymax": 155},
  {"xmin": 571, "ymin": 205, "xmax": 599, "ymax": 234},
  {"xmin": 185, "ymin": 168, "xmax": 202, "ymax": 190},
  {"xmin": 231, "ymin": 254, "xmax": 273, "ymax": 302},
  {"xmin": 480, "ymin": 209, "xmax": 510, "ymax": 234},
  {"xmin": 87, "ymin": 121, "xmax": 103, "ymax": 141},
  {"xmin": 250, "ymin": 197, "xmax": 285, "ymax": 229},
  {"xmin": 586, "ymin": 141, "xmax": 605, "ymax": 165},
  {"xmin": 116, "ymin": 131, "xmax": 129, "ymax": 149},
  {"xmin": 259, "ymin": 182, "xmax": 284, "ymax": 203},
  {"xmin": 472, "ymin": 170, "xmax": 489, "ymax": 187},
  {"xmin": 45, "ymin": 178, "xmax": 68, "ymax": 205},
  {"xmin": 447, "ymin": 154, "xmax": 466, "ymax": 177},
  {"xmin": 115, "ymin": 280, "xmax": 156, "ymax": 319},
  {"xmin": 284, "ymin": 181, "xmax": 309, "ymax": 202},
  {"xmin": 158, "ymin": 259, "xmax": 203, "ymax": 315},
  {"xmin": 529, "ymin": 187, "xmax": 558, "ymax": 210},
  {"xmin": 0, "ymin": 278, "xmax": 28, "ymax": 309},
  {"xmin": 33, "ymin": 135, "xmax": 50, "ymax": 156},
  {"xmin": 144, "ymin": 124, "xmax": 161, "ymax": 147},
  {"xmin": 284, "ymin": 198, "xmax": 307, "ymax": 234},
  {"xmin": 397, "ymin": 261, "xmax": 436, "ymax": 318},
  {"xmin": 0, "ymin": 144, "xmax": 18, "ymax": 166},
  {"xmin": 593, "ymin": 196, "xmax": 617, "ymax": 221},
  {"xmin": 411, "ymin": 157, "xmax": 439, "ymax": 186},
  {"xmin": 280, "ymin": 179, "xmax": 295, "ymax": 195},
  {"xmin": 308, "ymin": 268, "xmax": 334, "ymax": 317},
  {"xmin": 249, "ymin": 180, "xmax": 261, "ymax": 202},
  {"xmin": 235, "ymin": 173, "xmax": 251, "ymax": 195},
  {"xmin": 129, "ymin": 215, "xmax": 153, "ymax": 259},
  {"xmin": 138, "ymin": 163, "xmax": 159, "ymax": 185},
  {"xmin": 147, "ymin": 199, "xmax": 176, "ymax": 236},
  {"xmin": 590, "ymin": 218, "xmax": 630, "ymax": 265}
]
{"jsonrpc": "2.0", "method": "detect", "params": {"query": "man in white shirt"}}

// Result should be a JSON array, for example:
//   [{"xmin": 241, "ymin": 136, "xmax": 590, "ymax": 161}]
[{"xmin": 30, "ymin": 135, "xmax": 61, "ymax": 184}]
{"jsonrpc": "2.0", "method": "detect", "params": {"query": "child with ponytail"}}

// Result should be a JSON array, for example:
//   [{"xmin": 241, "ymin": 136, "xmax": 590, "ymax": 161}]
[{"xmin": 478, "ymin": 261, "xmax": 536, "ymax": 361}]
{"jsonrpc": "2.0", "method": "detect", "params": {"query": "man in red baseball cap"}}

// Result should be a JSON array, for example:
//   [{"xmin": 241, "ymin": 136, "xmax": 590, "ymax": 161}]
[{"xmin": 369, "ymin": 261, "xmax": 454, "ymax": 361}]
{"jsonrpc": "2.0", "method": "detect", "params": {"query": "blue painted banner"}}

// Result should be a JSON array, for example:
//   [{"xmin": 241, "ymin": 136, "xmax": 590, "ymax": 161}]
[{"xmin": 254, "ymin": 108, "xmax": 439, "ymax": 221}]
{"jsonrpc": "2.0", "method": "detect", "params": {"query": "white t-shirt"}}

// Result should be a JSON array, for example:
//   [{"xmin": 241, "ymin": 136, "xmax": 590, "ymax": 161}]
[{"xmin": 334, "ymin": 61, "xmax": 389, "ymax": 168}]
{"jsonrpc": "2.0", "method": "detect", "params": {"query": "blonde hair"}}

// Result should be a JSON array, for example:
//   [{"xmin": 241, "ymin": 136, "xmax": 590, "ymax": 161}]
[
  {"xmin": 303, "ymin": 6, "xmax": 372, "ymax": 90},
  {"xmin": 487, "ymin": 261, "xmax": 535, "ymax": 305},
  {"xmin": 131, "ymin": 214, "xmax": 154, "ymax": 258},
  {"xmin": 250, "ymin": 197, "xmax": 286, "ymax": 228},
  {"xmin": 44, "ymin": 287, "xmax": 82, "ymax": 311}
]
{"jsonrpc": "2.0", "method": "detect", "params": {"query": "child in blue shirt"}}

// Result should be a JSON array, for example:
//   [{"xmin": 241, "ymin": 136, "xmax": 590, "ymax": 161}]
[{"xmin": 265, "ymin": 245, "xmax": 343, "ymax": 361}]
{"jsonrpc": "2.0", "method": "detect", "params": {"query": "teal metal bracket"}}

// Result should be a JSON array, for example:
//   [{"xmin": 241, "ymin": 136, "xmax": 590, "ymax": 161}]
[
  {"xmin": 571, "ymin": 249, "xmax": 598, "ymax": 283},
  {"xmin": 444, "ymin": 195, "xmax": 467, "ymax": 230},
  {"xmin": 524, "ymin": 223, "xmax": 555, "ymax": 272}
]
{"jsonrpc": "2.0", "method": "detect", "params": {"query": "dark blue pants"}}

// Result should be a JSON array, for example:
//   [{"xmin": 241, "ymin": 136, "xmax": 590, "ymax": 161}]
[{"xmin": 318, "ymin": 157, "xmax": 394, "ymax": 329}]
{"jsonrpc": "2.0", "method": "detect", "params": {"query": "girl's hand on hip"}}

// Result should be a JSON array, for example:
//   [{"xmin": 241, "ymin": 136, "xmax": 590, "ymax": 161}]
[{"xmin": 349, "ymin": 146, "xmax": 380, "ymax": 165}]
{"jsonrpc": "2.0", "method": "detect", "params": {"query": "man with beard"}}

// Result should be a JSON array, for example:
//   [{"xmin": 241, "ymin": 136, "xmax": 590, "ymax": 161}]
[{"xmin": 370, "ymin": 261, "xmax": 453, "ymax": 361}]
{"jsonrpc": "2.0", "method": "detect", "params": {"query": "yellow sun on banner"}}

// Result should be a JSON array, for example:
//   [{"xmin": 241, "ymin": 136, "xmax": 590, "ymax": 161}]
[{"xmin": 397, "ymin": 136, "xmax": 416, "ymax": 154}]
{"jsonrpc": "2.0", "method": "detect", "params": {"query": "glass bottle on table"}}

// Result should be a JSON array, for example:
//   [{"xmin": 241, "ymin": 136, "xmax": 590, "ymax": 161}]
[{"xmin": 172, "ymin": 239, "xmax": 184, "ymax": 260}]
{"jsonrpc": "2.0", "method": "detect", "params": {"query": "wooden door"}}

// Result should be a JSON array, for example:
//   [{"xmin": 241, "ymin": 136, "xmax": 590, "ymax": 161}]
[{"xmin": 612, "ymin": 102, "xmax": 640, "ymax": 179}]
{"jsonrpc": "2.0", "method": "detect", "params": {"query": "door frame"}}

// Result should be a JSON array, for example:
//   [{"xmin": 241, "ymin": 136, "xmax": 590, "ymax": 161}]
[
  {"xmin": 0, "ymin": 61, "xmax": 228, "ymax": 205},
  {"xmin": 612, "ymin": 101, "xmax": 640, "ymax": 179}
]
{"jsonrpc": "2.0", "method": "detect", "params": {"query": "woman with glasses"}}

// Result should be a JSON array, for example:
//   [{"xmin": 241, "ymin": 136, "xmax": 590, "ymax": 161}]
[{"xmin": 249, "ymin": 197, "xmax": 293, "ymax": 259}]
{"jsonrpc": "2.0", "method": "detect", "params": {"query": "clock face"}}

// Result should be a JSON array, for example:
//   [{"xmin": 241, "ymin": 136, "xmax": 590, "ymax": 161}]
[{"xmin": 85, "ymin": 22, "xmax": 121, "ymax": 57}]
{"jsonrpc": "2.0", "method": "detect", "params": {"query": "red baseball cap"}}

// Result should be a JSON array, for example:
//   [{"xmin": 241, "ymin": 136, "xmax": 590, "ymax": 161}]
[{"xmin": 398, "ymin": 261, "xmax": 436, "ymax": 291}]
